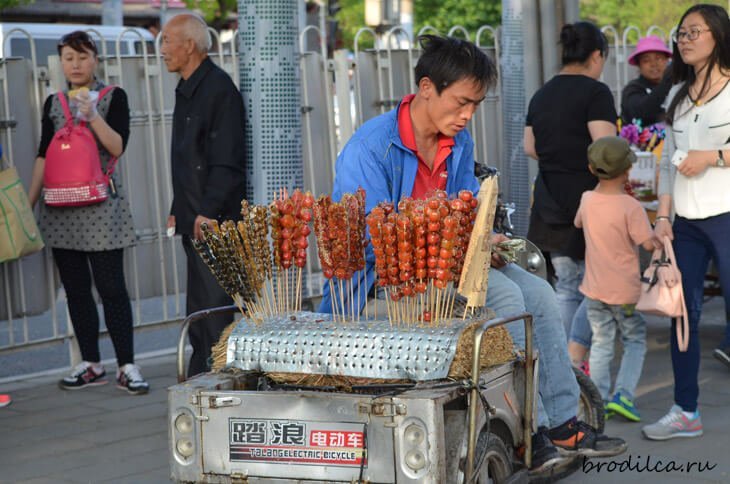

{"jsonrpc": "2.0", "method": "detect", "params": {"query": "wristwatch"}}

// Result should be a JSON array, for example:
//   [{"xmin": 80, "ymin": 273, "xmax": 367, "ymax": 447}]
[{"xmin": 717, "ymin": 150, "xmax": 726, "ymax": 167}]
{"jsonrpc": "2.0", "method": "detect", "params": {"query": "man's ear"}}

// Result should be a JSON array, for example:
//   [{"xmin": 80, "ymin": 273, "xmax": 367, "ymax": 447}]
[
  {"xmin": 587, "ymin": 163, "xmax": 596, "ymax": 175},
  {"xmin": 184, "ymin": 38, "xmax": 197, "ymax": 56},
  {"xmin": 418, "ymin": 77, "xmax": 434, "ymax": 99}
]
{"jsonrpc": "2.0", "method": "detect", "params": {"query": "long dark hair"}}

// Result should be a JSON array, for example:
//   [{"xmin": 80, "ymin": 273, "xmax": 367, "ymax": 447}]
[
  {"xmin": 559, "ymin": 21, "xmax": 608, "ymax": 66},
  {"xmin": 666, "ymin": 4, "xmax": 730, "ymax": 124}
]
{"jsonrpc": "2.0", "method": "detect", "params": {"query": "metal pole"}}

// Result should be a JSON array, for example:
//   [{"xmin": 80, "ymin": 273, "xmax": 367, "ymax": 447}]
[
  {"xmin": 500, "ymin": 0, "xmax": 540, "ymax": 235},
  {"xmin": 563, "ymin": 0, "xmax": 580, "ymax": 23},
  {"xmin": 160, "ymin": 0, "xmax": 168, "ymax": 26},
  {"xmin": 539, "ymin": 0, "xmax": 558, "ymax": 81},
  {"xmin": 400, "ymin": 0, "xmax": 414, "ymax": 41},
  {"xmin": 237, "ymin": 0, "xmax": 304, "ymax": 204},
  {"xmin": 101, "ymin": 0, "xmax": 123, "ymax": 26}
]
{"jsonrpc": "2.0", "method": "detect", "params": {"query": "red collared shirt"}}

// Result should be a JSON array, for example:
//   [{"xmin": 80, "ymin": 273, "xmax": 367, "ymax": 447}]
[{"xmin": 397, "ymin": 94, "xmax": 455, "ymax": 200}]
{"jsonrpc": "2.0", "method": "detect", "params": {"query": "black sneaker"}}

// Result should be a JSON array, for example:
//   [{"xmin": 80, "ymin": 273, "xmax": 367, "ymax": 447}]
[
  {"xmin": 548, "ymin": 418, "xmax": 627, "ymax": 458},
  {"xmin": 530, "ymin": 428, "xmax": 568, "ymax": 472},
  {"xmin": 59, "ymin": 362, "xmax": 108, "ymax": 390},
  {"xmin": 713, "ymin": 346, "xmax": 730, "ymax": 369},
  {"xmin": 116, "ymin": 364, "xmax": 150, "ymax": 395}
]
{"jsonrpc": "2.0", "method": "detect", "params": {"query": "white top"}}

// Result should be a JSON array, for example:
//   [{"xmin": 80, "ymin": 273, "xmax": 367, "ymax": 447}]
[{"xmin": 663, "ymin": 81, "xmax": 730, "ymax": 219}]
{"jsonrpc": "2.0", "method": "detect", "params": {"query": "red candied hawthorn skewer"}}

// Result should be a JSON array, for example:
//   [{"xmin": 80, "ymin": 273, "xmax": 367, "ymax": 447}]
[
  {"xmin": 396, "ymin": 212, "xmax": 415, "ymax": 324},
  {"xmin": 328, "ymin": 201, "xmax": 351, "ymax": 320}
]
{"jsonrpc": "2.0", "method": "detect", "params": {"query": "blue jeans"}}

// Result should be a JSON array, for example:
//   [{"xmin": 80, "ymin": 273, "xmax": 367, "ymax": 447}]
[
  {"xmin": 586, "ymin": 298, "xmax": 646, "ymax": 401},
  {"xmin": 672, "ymin": 214, "xmax": 730, "ymax": 412},
  {"xmin": 487, "ymin": 264, "xmax": 580, "ymax": 429},
  {"xmin": 551, "ymin": 253, "xmax": 585, "ymax": 335},
  {"xmin": 569, "ymin": 298, "xmax": 592, "ymax": 348}
]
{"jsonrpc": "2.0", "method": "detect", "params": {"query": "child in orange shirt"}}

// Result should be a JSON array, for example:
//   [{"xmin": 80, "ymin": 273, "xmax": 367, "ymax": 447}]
[{"xmin": 575, "ymin": 136, "xmax": 658, "ymax": 422}]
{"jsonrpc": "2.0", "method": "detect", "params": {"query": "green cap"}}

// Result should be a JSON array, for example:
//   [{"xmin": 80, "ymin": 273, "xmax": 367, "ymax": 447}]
[{"xmin": 587, "ymin": 136, "xmax": 636, "ymax": 179}]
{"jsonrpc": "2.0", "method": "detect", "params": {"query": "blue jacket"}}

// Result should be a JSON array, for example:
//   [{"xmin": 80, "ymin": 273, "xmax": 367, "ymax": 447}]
[{"xmin": 318, "ymin": 102, "xmax": 480, "ymax": 314}]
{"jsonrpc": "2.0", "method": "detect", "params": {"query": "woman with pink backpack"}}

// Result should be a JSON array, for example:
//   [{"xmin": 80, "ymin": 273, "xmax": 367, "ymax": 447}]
[{"xmin": 27, "ymin": 31, "xmax": 148, "ymax": 395}]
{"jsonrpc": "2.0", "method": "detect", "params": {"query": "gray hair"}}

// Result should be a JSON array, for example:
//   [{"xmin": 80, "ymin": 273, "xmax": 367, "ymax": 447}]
[{"xmin": 170, "ymin": 13, "xmax": 211, "ymax": 53}]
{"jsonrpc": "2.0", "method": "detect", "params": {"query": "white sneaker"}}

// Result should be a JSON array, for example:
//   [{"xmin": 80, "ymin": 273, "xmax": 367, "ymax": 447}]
[
  {"xmin": 116, "ymin": 364, "xmax": 150, "ymax": 395},
  {"xmin": 59, "ymin": 361, "xmax": 107, "ymax": 390},
  {"xmin": 641, "ymin": 405, "xmax": 703, "ymax": 440}
]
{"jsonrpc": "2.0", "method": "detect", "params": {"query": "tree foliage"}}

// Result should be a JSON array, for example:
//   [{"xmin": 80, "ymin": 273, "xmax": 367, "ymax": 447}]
[
  {"xmin": 184, "ymin": 0, "xmax": 236, "ymax": 29},
  {"xmin": 0, "ymin": 0, "xmax": 32, "ymax": 10},
  {"xmin": 336, "ymin": 0, "xmax": 500, "ymax": 50},
  {"xmin": 336, "ymin": 0, "xmax": 367, "ymax": 49},
  {"xmin": 580, "ymin": 0, "xmax": 727, "ymax": 41},
  {"xmin": 413, "ymin": 0, "xmax": 500, "ymax": 39}
]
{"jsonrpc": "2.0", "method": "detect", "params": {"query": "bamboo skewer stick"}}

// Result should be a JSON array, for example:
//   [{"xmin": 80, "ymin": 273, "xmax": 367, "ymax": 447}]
[
  {"xmin": 329, "ymin": 279, "xmax": 338, "ymax": 323},
  {"xmin": 350, "ymin": 278, "xmax": 355, "ymax": 321},
  {"xmin": 384, "ymin": 287, "xmax": 392, "ymax": 327},
  {"xmin": 339, "ymin": 279, "xmax": 346, "ymax": 322}
]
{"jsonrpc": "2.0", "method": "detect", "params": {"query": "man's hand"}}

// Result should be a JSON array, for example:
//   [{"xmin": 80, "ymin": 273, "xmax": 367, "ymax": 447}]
[
  {"xmin": 489, "ymin": 233, "xmax": 510, "ymax": 269},
  {"xmin": 166, "ymin": 215, "xmax": 176, "ymax": 237},
  {"xmin": 193, "ymin": 214, "xmax": 214, "ymax": 241},
  {"xmin": 677, "ymin": 150, "xmax": 712, "ymax": 178}
]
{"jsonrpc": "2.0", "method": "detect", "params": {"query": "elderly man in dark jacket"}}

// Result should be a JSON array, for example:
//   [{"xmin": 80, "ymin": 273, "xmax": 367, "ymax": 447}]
[{"xmin": 161, "ymin": 13, "xmax": 247, "ymax": 376}]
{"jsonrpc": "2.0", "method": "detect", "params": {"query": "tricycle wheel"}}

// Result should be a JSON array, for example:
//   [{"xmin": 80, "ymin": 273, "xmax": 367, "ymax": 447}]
[
  {"xmin": 573, "ymin": 366, "xmax": 604, "ymax": 434},
  {"xmin": 470, "ymin": 431, "xmax": 513, "ymax": 484}
]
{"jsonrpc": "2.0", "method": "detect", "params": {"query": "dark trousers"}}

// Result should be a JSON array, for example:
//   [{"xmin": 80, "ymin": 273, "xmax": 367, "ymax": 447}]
[
  {"xmin": 672, "ymin": 213, "xmax": 730, "ymax": 412},
  {"xmin": 53, "ymin": 248, "xmax": 134, "ymax": 366},
  {"xmin": 182, "ymin": 235, "xmax": 234, "ymax": 376}
]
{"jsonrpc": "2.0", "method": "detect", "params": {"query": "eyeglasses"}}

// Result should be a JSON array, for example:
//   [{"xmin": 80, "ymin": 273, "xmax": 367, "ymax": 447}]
[{"xmin": 672, "ymin": 27, "xmax": 711, "ymax": 43}]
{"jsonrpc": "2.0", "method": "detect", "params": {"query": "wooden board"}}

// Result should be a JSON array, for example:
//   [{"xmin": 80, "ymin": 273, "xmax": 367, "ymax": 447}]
[{"xmin": 457, "ymin": 176, "xmax": 499, "ymax": 310}]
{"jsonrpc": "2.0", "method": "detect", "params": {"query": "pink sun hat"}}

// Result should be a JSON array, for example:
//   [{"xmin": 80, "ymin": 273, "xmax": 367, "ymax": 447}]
[{"xmin": 628, "ymin": 35, "xmax": 672, "ymax": 66}]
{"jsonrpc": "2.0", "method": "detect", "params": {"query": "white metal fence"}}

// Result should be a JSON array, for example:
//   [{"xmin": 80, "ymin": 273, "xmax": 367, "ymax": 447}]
[{"xmin": 0, "ymin": 23, "xmax": 673, "ymax": 368}]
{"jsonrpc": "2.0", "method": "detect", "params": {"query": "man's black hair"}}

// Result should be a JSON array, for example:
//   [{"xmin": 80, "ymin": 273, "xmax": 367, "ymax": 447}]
[{"xmin": 415, "ymin": 35, "xmax": 497, "ymax": 94}]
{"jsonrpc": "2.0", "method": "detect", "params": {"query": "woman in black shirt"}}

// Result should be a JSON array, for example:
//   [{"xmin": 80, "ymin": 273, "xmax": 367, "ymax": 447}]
[{"xmin": 523, "ymin": 22, "xmax": 617, "ymax": 362}]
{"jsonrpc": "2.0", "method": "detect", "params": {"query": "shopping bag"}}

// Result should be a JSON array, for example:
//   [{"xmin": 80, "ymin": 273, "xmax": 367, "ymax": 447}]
[
  {"xmin": 636, "ymin": 235, "xmax": 689, "ymax": 351},
  {"xmin": 0, "ymin": 164, "xmax": 44, "ymax": 263}
]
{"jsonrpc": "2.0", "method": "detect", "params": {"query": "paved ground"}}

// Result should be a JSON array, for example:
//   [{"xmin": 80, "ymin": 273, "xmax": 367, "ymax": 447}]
[
  {"xmin": 1, "ymin": 299, "xmax": 729, "ymax": 483},
  {"xmin": 563, "ymin": 297, "xmax": 730, "ymax": 484}
]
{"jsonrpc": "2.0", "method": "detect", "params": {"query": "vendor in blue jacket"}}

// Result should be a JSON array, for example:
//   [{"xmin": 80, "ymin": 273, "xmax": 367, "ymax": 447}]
[{"xmin": 319, "ymin": 35, "xmax": 626, "ymax": 470}]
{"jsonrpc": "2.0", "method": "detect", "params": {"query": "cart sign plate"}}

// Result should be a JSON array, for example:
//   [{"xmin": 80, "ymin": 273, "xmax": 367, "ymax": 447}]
[{"xmin": 229, "ymin": 418, "xmax": 366, "ymax": 467}]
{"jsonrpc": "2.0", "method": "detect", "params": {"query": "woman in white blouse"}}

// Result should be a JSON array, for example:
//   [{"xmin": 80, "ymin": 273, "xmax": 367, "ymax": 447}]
[{"xmin": 643, "ymin": 4, "xmax": 730, "ymax": 441}]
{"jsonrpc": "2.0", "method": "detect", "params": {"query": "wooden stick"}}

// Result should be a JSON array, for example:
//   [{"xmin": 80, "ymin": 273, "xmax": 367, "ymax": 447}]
[
  {"xmin": 265, "ymin": 277, "xmax": 275, "ymax": 317},
  {"xmin": 329, "ymin": 279, "xmax": 338, "ymax": 323},
  {"xmin": 440, "ymin": 284, "xmax": 447, "ymax": 322},
  {"xmin": 419, "ymin": 291, "xmax": 424, "ymax": 327},
  {"xmin": 449, "ymin": 285, "xmax": 456, "ymax": 319},
  {"xmin": 339, "ymin": 279, "xmax": 346, "ymax": 322},
  {"xmin": 373, "ymin": 284, "xmax": 378, "ymax": 321},
  {"xmin": 362, "ymin": 253, "xmax": 368, "ymax": 321},
  {"xmin": 384, "ymin": 287, "xmax": 392, "ymax": 327},
  {"xmin": 277, "ymin": 269, "xmax": 283, "ymax": 314},
  {"xmin": 350, "ymin": 278, "xmax": 355, "ymax": 322}
]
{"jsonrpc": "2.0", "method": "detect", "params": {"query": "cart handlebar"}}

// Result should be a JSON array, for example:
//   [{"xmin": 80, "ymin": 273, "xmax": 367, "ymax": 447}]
[
  {"xmin": 176, "ymin": 305, "xmax": 240, "ymax": 383},
  {"xmin": 466, "ymin": 312, "xmax": 534, "ymax": 482}
]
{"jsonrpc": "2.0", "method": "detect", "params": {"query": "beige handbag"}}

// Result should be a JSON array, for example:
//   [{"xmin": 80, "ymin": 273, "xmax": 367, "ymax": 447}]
[
  {"xmin": 0, "ymin": 162, "xmax": 44, "ymax": 263},
  {"xmin": 636, "ymin": 236, "xmax": 689, "ymax": 351}
]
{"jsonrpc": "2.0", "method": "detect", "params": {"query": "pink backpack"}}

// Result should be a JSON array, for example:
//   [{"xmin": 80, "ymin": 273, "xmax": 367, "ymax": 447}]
[{"xmin": 43, "ymin": 86, "xmax": 118, "ymax": 207}]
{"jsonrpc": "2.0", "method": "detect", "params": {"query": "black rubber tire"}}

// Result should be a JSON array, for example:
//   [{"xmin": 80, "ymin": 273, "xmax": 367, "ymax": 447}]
[
  {"xmin": 573, "ymin": 366, "xmax": 604, "ymax": 434},
  {"xmin": 529, "ymin": 455, "xmax": 582, "ymax": 483},
  {"xmin": 471, "ymin": 431, "xmax": 514, "ymax": 484}
]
